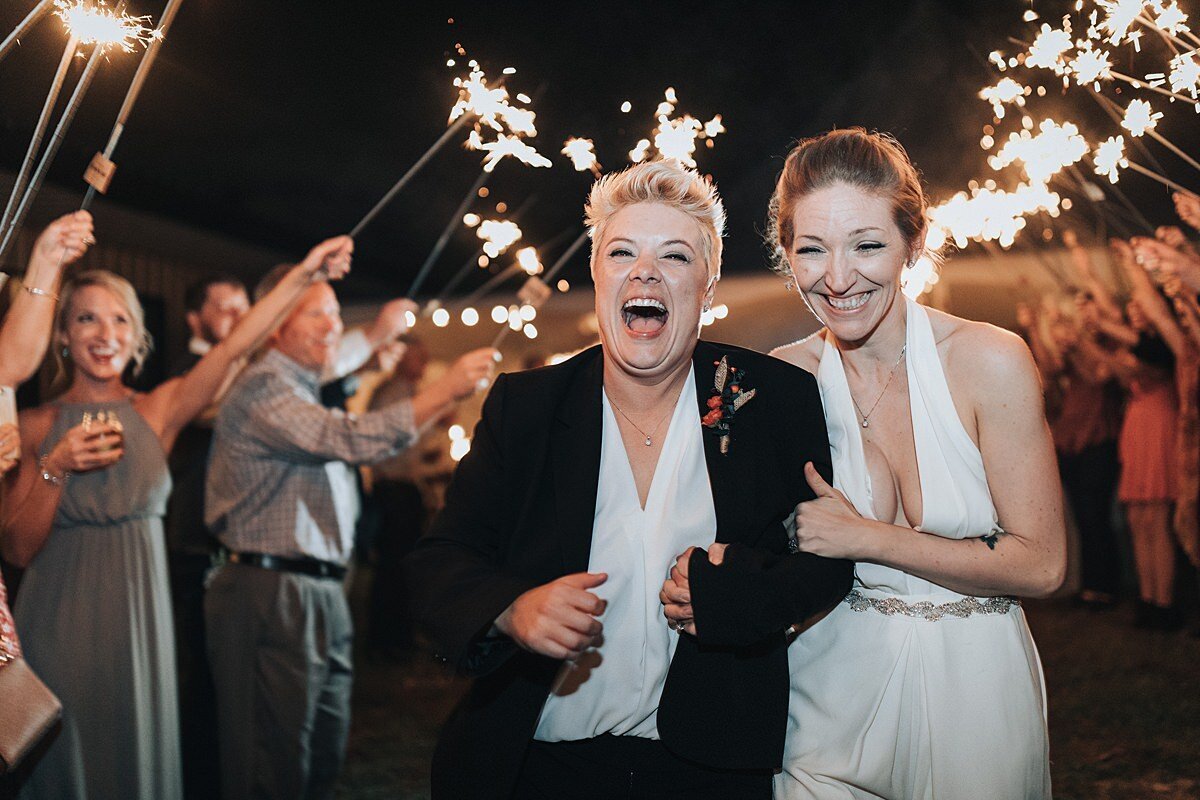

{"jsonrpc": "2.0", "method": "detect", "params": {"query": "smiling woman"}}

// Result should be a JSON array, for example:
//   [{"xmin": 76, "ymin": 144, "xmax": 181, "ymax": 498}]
[
  {"xmin": 405, "ymin": 159, "xmax": 852, "ymax": 799},
  {"xmin": 767, "ymin": 128, "xmax": 1065, "ymax": 800}
]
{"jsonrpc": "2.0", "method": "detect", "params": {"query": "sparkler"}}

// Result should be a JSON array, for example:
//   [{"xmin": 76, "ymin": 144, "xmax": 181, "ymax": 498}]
[
  {"xmin": 466, "ymin": 130, "xmax": 552, "ymax": 173},
  {"xmin": 0, "ymin": 40, "xmax": 106, "ymax": 267},
  {"xmin": 405, "ymin": 170, "xmax": 490, "ymax": 297},
  {"xmin": 81, "ymin": 0, "xmax": 185, "ymax": 210},
  {"xmin": 0, "ymin": 1, "xmax": 152, "ymax": 267},
  {"xmin": 0, "ymin": 33, "xmax": 79, "ymax": 238},
  {"xmin": 432, "ymin": 194, "xmax": 538, "ymax": 303},
  {"xmin": 0, "ymin": 0, "xmax": 55, "ymax": 64},
  {"xmin": 54, "ymin": 0, "xmax": 157, "ymax": 52},
  {"xmin": 476, "ymin": 219, "xmax": 523, "ymax": 259},
  {"xmin": 562, "ymin": 137, "xmax": 601, "ymax": 176},
  {"xmin": 627, "ymin": 88, "xmax": 724, "ymax": 167},
  {"xmin": 351, "ymin": 61, "xmax": 539, "ymax": 238}
]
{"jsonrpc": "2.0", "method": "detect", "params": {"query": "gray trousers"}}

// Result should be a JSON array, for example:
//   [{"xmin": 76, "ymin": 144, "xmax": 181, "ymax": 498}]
[{"xmin": 205, "ymin": 562, "xmax": 353, "ymax": 800}]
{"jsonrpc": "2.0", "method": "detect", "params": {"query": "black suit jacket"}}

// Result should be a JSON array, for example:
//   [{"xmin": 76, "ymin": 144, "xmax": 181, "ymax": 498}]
[{"xmin": 406, "ymin": 341, "xmax": 853, "ymax": 799}]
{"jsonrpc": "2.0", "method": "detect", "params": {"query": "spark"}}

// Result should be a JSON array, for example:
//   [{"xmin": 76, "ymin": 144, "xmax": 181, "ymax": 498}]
[
  {"xmin": 979, "ymin": 77, "xmax": 1027, "ymax": 117},
  {"xmin": 449, "ymin": 61, "xmax": 538, "ymax": 136},
  {"xmin": 1096, "ymin": 0, "xmax": 1149, "ymax": 44},
  {"xmin": 1154, "ymin": 1, "xmax": 1191, "ymax": 36},
  {"xmin": 991, "ymin": 118, "xmax": 1089, "ymax": 183},
  {"xmin": 462, "ymin": 213, "xmax": 481, "ymax": 228},
  {"xmin": 1094, "ymin": 135, "xmax": 1129, "ymax": 183},
  {"xmin": 476, "ymin": 219, "xmax": 522, "ymax": 258},
  {"xmin": 561, "ymin": 137, "xmax": 600, "ymax": 172},
  {"xmin": 654, "ymin": 115, "xmax": 704, "ymax": 168},
  {"xmin": 467, "ymin": 130, "xmax": 552, "ymax": 173},
  {"xmin": 1121, "ymin": 98, "xmax": 1163, "ymax": 135},
  {"xmin": 1068, "ymin": 42, "xmax": 1112, "ymax": 85},
  {"xmin": 703, "ymin": 114, "xmax": 725, "ymax": 138},
  {"xmin": 927, "ymin": 182, "xmax": 1062, "ymax": 249},
  {"xmin": 1168, "ymin": 51, "xmax": 1200, "ymax": 98},
  {"xmin": 629, "ymin": 138, "xmax": 652, "ymax": 163},
  {"xmin": 1026, "ymin": 24, "xmax": 1073, "ymax": 71},
  {"xmin": 620, "ymin": 100, "xmax": 632, "ymax": 113},
  {"xmin": 515, "ymin": 246, "xmax": 542, "ymax": 275},
  {"xmin": 55, "ymin": 0, "xmax": 159, "ymax": 51}
]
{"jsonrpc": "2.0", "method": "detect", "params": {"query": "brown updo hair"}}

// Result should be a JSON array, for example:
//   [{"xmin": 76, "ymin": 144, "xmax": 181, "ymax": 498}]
[{"xmin": 767, "ymin": 128, "xmax": 929, "ymax": 281}]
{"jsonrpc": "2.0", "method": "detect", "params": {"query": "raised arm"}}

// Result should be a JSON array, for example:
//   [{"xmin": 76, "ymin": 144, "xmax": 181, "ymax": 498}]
[
  {"xmin": 146, "ymin": 236, "xmax": 354, "ymax": 447},
  {"xmin": 1062, "ymin": 230, "xmax": 1123, "ymax": 322},
  {"xmin": 0, "ymin": 212, "xmax": 93, "ymax": 387},
  {"xmin": 1116, "ymin": 238, "xmax": 1189, "ymax": 358}
]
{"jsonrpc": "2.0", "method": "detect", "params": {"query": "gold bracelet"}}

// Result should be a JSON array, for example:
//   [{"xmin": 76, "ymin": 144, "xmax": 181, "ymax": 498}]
[{"xmin": 23, "ymin": 285, "xmax": 58, "ymax": 301}]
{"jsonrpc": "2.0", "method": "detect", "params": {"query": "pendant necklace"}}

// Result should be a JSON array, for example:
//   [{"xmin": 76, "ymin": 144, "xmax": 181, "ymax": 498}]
[
  {"xmin": 607, "ymin": 394, "xmax": 673, "ymax": 446},
  {"xmin": 849, "ymin": 343, "xmax": 907, "ymax": 429}
]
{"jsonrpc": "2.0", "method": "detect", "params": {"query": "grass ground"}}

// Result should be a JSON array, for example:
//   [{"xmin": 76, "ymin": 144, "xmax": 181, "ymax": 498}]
[{"xmin": 335, "ymin": 599, "xmax": 1200, "ymax": 799}]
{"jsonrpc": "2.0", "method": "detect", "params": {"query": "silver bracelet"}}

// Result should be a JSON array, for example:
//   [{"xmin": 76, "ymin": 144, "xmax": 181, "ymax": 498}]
[
  {"xmin": 23, "ymin": 285, "xmax": 57, "ymax": 301},
  {"xmin": 38, "ymin": 454, "xmax": 68, "ymax": 486}
]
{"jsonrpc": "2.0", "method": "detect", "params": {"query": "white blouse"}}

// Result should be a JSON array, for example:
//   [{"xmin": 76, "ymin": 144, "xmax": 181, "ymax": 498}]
[{"xmin": 534, "ymin": 370, "xmax": 717, "ymax": 741}]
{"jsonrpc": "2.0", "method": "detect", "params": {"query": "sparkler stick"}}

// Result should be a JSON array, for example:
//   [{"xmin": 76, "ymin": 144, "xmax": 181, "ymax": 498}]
[
  {"xmin": 81, "ymin": 0, "xmax": 185, "ymax": 211},
  {"xmin": 1127, "ymin": 159, "xmax": 1197, "ymax": 193},
  {"xmin": 0, "ymin": 41, "xmax": 105, "ymax": 267},
  {"xmin": 406, "ymin": 169, "xmax": 490, "ymax": 296},
  {"xmin": 0, "ymin": 0, "xmax": 55, "ymax": 63},
  {"xmin": 349, "ymin": 113, "xmax": 472, "ymax": 238},
  {"xmin": 542, "ymin": 229, "xmax": 589, "ymax": 282},
  {"xmin": 0, "ymin": 34, "xmax": 79, "ymax": 236}
]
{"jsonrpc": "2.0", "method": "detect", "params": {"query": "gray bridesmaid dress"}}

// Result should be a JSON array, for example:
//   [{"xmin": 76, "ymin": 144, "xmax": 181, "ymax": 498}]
[{"xmin": 14, "ymin": 399, "xmax": 181, "ymax": 800}]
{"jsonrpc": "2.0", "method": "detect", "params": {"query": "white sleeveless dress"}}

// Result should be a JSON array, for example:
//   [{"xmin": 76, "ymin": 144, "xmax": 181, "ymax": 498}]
[{"xmin": 775, "ymin": 298, "xmax": 1051, "ymax": 799}]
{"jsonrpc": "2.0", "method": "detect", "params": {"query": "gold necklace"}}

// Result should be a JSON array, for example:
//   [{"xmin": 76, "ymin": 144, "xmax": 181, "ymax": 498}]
[
  {"xmin": 848, "ymin": 343, "xmax": 907, "ymax": 429},
  {"xmin": 607, "ymin": 394, "xmax": 673, "ymax": 447}
]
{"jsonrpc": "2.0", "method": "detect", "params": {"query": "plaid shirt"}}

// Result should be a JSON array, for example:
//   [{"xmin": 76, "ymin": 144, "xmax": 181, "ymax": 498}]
[{"xmin": 206, "ymin": 348, "xmax": 416, "ymax": 565}]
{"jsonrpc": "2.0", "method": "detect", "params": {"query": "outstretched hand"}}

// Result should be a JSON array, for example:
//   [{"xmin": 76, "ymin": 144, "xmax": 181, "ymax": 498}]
[
  {"xmin": 32, "ymin": 210, "xmax": 93, "ymax": 267},
  {"xmin": 793, "ymin": 462, "xmax": 865, "ymax": 559}
]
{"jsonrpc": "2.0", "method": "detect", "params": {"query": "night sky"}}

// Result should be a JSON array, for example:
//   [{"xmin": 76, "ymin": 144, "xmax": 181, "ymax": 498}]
[{"xmin": 1, "ymin": 0, "xmax": 1197, "ymax": 299}]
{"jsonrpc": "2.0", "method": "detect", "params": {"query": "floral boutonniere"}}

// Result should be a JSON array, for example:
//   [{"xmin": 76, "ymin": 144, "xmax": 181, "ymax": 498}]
[{"xmin": 701, "ymin": 356, "xmax": 756, "ymax": 454}]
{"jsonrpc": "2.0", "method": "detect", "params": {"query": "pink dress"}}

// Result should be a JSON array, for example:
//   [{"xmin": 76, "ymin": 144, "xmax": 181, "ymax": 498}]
[{"xmin": 1118, "ymin": 379, "xmax": 1178, "ymax": 503}]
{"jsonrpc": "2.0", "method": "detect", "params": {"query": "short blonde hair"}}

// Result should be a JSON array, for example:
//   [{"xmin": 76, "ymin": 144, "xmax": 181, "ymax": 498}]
[
  {"xmin": 585, "ymin": 160, "xmax": 726, "ymax": 282},
  {"xmin": 54, "ymin": 270, "xmax": 153, "ymax": 382}
]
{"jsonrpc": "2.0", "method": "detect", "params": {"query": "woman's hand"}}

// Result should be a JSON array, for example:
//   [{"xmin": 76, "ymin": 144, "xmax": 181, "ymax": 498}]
[
  {"xmin": 44, "ymin": 421, "xmax": 123, "ymax": 476},
  {"xmin": 1174, "ymin": 191, "xmax": 1200, "ymax": 232},
  {"xmin": 660, "ymin": 543, "xmax": 727, "ymax": 636},
  {"xmin": 794, "ymin": 462, "xmax": 870, "ymax": 559},
  {"xmin": 30, "ymin": 210, "xmax": 93, "ymax": 268},
  {"xmin": 0, "ymin": 423, "xmax": 19, "ymax": 476}
]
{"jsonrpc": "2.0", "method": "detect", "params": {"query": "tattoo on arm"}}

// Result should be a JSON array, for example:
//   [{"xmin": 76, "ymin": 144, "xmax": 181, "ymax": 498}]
[{"xmin": 980, "ymin": 525, "xmax": 1007, "ymax": 550}]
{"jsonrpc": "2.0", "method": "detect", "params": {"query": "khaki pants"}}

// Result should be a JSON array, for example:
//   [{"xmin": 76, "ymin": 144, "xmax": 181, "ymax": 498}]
[{"xmin": 205, "ymin": 562, "xmax": 353, "ymax": 800}]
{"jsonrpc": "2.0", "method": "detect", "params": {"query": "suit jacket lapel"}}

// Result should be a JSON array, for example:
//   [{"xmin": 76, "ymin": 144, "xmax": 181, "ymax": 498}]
[
  {"xmin": 552, "ymin": 347, "xmax": 605, "ymax": 573},
  {"xmin": 694, "ymin": 342, "xmax": 756, "ymax": 545}
]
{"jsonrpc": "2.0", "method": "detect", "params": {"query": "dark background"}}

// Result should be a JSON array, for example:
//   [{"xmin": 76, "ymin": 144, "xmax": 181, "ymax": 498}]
[{"xmin": 2, "ymin": 0, "xmax": 1196, "ymax": 300}]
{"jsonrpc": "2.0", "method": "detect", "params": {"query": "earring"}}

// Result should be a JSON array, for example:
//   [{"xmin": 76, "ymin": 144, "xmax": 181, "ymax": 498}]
[{"xmin": 61, "ymin": 346, "xmax": 69, "ymax": 359}]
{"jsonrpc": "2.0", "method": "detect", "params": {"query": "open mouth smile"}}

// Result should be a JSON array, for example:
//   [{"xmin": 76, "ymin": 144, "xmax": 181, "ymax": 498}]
[{"xmin": 622, "ymin": 297, "xmax": 669, "ymax": 336}]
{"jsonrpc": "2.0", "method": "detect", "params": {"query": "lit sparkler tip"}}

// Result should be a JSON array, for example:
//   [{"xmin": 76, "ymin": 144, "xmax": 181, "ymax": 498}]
[
  {"xmin": 620, "ymin": 100, "xmax": 632, "ymax": 113},
  {"xmin": 55, "ymin": 0, "xmax": 157, "ymax": 51},
  {"xmin": 515, "ymin": 246, "xmax": 542, "ymax": 275},
  {"xmin": 477, "ymin": 219, "xmax": 522, "ymax": 258},
  {"xmin": 562, "ymin": 137, "xmax": 599, "ymax": 172},
  {"xmin": 473, "ymin": 133, "xmax": 552, "ymax": 173},
  {"xmin": 1093, "ymin": 135, "xmax": 1129, "ymax": 183},
  {"xmin": 1121, "ymin": 98, "xmax": 1163, "ymax": 136}
]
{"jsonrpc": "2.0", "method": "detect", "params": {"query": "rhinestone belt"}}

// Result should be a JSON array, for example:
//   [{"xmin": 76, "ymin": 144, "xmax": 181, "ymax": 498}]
[{"xmin": 843, "ymin": 589, "xmax": 1020, "ymax": 621}]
